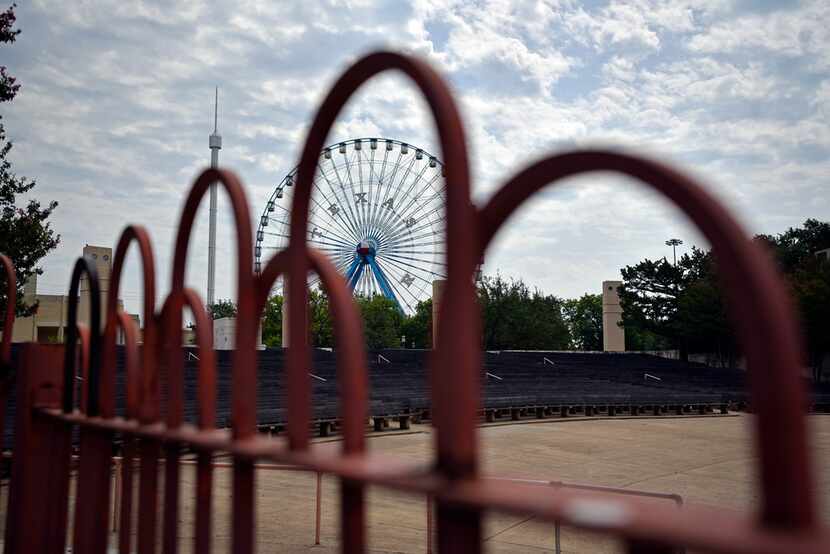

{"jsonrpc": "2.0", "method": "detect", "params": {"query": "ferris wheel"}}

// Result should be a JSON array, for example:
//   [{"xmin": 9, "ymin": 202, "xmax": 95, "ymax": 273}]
[{"xmin": 255, "ymin": 138, "xmax": 447, "ymax": 314}]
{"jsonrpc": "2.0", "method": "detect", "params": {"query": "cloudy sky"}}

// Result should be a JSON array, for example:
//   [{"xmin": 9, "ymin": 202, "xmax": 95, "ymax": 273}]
[{"xmin": 3, "ymin": 0, "xmax": 829, "ymax": 314}]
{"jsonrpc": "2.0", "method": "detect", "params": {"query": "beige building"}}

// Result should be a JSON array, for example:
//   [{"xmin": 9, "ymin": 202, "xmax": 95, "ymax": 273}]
[
  {"xmin": 8, "ymin": 245, "xmax": 136, "ymax": 344},
  {"xmin": 10, "ymin": 272, "xmax": 70, "ymax": 343}
]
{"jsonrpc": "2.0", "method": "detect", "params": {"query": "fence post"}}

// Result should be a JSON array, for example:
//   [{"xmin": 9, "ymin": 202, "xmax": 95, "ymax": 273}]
[
  {"xmin": 554, "ymin": 521, "xmax": 561, "ymax": 554},
  {"xmin": 426, "ymin": 494, "xmax": 433, "ymax": 554},
  {"xmin": 4, "ymin": 344, "xmax": 71, "ymax": 554},
  {"xmin": 111, "ymin": 458, "xmax": 121, "ymax": 533},
  {"xmin": 315, "ymin": 471, "xmax": 322, "ymax": 545}
]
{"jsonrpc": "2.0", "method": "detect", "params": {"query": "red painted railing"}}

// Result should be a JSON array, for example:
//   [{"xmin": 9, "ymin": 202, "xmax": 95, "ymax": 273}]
[{"xmin": 1, "ymin": 51, "xmax": 828, "ymax": 553}]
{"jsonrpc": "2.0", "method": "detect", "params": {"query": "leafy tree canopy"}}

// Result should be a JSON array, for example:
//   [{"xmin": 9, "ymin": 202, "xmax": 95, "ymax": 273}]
[
  {"xmin": 478, "ymin": 274, "xmax": 570, "ymax": 351},
  {"xmin": 0, "ymin": 4, "xmax": 60, "ymax": 324},
  {"xmin": 620, "ymin": 220, "xmax": 830, "ymax": 374},
  {"xmin": 261, "ymin": 294, "xmax": 283, "ymax": 348},
  {"xmin": 356, "ymin": 294, "xmax": 403, "ymax": 350},
  {"xmin": 401, "ymin": 298, "xmax": 431, "ymax": 349},
  {"xmin": 562, "ymin": 294, "xmax": 602, "ymax": 351},
  {"xmin": 760, "ymin": 219, "xmax": 830, "ymax": 379},
  {"xmin": 619, "ymin": 247, "xmax": 724, "ymax": 361}
]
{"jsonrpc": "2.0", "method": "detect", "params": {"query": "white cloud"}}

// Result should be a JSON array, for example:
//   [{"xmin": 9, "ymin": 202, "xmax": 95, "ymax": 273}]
[{"xmin": 687, "ymin": 1, "xmax": 830, "ymax": 70}]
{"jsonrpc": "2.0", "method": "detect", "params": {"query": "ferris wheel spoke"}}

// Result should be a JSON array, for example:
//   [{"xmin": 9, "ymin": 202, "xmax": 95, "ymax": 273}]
[
  {"xmin": 383, "ymin": 183, "xmax": 443, "ymax": 239},
  {"xmin": 380, "ymin": 198, "xmax": 444, "ymax": 243},
  {"xmin": 380, "ymin": 236, "xmax": 444, "ymax": 257},
  {"xmin": 381, "ymin": 174, "xmax": 443, "ymax": 238},
  {"xmin": 365, "ymin": 145, "xmax": 379, "ymax": 239},
  {"xmin": 367, "ymin": 152, "xmax": 405, "ymax": 242},
  {"xmin": 270, "ymin": 200, "xmax": 358, "ymax": 247},
  {"xmin": 380, "ymin": 239, "xmax": 443, "ymax": 260},
  {"xmin": 373, "ymin": 150, "xmax": 414, "ymax": 239},
  {"xmin": 381, "ymin": 221, "xmax": 446, "ymax": 252},
  {"xmin": 363, "ymin": 149, "xmax": 384, "ymax": 242},
  {"xmin": 379, "ymin": 243, "xmax": 445, "ymax": 258},
  {"xmin": 379, "ymin": 186, "xmax": 444, "ymax": 246},
  {"xmin": 393, "ymin": 172, "xmax": 443, "ymax": 218},
  {"xmin": 368, "ymin": 145, "xmax": 393, "ymax": 239},
  {"xmin": 382, "ymin": 230, "xmax": 445, "ymax": 255},
  {"xmin": 311, "ymin": 177, "xmax": 358, "ymax": 243},
  {"xmin": 263, "ymin": 235, "xmax": 350, "ymax": 256},
  {"xmin": 266, "ymin": 216, "xmax": 354, "ymax": 249},
  {"xmin": 307, "ymin": 184, "xmax": 362, "ymax": 243},
  {"xmin": 353, "ymin": 147, "xmax": 367, "ymax": 237},
  {"xmin": 387, "ymin": 249, "xmax": 447, "ymax": 257},
  {"xmin": 373, "ymin": 156, "xmax": 421, "ymax": 240},
  {"xmin": 316, "ymin": 162, "xmax": 363, "ymax": 241},
  {"xmin": 377, "ymin": 254, "xmax": 445, "ymax": 284},
  {"xmin": 328, "ymin": 256, "xmax": 356, "ymax": 280},
  {"xmin": 380, "ymin": 208, "xmax": 446, "ymax": 249},
  {"xmin": 326, "ymin": 156, "xmax": 366, "ymax": 244},
  {"xmin": 371, "ymin": 260, "xmax": 411, "ymax": 312},
  {"xmin": 381, "ymin": 251, "xmax": 448, "ymax": 269},
  {"xmin": 342, "ymin": 148, "xmax": 363, "ymax": 234},
  {"xmin": 268, "ymin": 176, "xmax": 355, "ymax": 242},
  {"xmin": 351, "ymin": 147, "xmax": 372, "ymax": 239},
  {"xmin": 374, "ymin": 258, "xmax": 420, "ymax": 312},
  {"xmin": 263, "ymin": 223, "xmax": 354, "ymax": 251},
  {"xmin": 374, "ymin": 160, "xmax": 431, "ymax": 241},
  {"xmin": 381, "ymin": 231, "xmax": 446, "ymax": 250},
  {"xmin": 370, "ymin": 159, "xmax": 412, "ymax": 238}
]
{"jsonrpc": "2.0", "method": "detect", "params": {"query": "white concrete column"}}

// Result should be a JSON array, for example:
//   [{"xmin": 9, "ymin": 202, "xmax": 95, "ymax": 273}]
[{"xmin": 602, "ymin": 280, "xmax": 625, "ymax": 352}]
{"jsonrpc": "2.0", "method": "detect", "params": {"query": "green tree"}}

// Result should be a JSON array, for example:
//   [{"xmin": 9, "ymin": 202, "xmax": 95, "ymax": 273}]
[
  {"xmin": 760, "ymin": 219, "xmax": 830, "ymax": 380},
  {"xmin": 357, "ymin": 294, "xmax": 402, "ymax": 350},
  {"xmin": 0, "ymin": 4, "xmax": 60, "ymax": 324},
  {"xmin": 757, "ymin": 219, "xmax": 830, "ymax": 273},
  {"xmin": 401, "ymin": 298, "xmax": 432, "ymax": 348},
  {"xmin": 675, "ymin": 266, "xmax": 735, "ymax": 366},
  {"xmin": 260, "ymin": 291, "xmax": 334, "ymax": 348},
  {"xmin": 261, "ymin": 294, "xmax": 283, "ymax": 348},
  {"xmin": 477, "ymin": 274, "xmax": 570, "ymax": 350},
  {"xmin": 618, "ymin": 247, "xmax": 717, "ymax": 360},
  {"xmin": 790, "ymin": 262, "xmax": 830, "ymax": 381},
  {"xmin": 208, "ymin": 299, "xmax": 237, "ymax": 320},
  {"xmin": 624, "ymin": 326, "xmax": 670, "ymax": 352},
  {"xmin": 620, "ymin": 221, "xmax": 830, "ymax": 372},
  {"xmin": 308, "ymin": 289, "xmax": 334, "ymax": 348},
  {"xmin": 562, "ymin": 294, "xmax": 602, "ymax": 350}
]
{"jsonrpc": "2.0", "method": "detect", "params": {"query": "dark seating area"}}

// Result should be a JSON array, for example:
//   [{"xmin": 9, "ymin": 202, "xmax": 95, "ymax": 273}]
[{"xmin": 4, "ymin": 346, "xmax": 830, "ymax": 445}]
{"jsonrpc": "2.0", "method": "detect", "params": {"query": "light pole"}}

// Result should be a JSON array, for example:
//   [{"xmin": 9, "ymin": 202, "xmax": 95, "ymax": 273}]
[{"xmin": 665, "ymin": 238, "xmax": 683, "ymax": 266}]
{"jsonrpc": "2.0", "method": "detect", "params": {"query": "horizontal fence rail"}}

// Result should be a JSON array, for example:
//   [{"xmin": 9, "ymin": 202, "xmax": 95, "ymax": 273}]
[{"xmin": 0, "ymin": 50, "xmax": 828, "ymax": 554}]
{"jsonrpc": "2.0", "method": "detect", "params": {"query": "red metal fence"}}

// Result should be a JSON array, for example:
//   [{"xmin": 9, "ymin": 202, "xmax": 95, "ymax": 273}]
[{"xmin": 1, "ymin": 51, "xmax": 828, "ymax": 553}]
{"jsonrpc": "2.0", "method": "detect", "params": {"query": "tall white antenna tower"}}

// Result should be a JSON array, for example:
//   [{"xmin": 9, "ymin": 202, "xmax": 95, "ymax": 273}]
[{"xmin": 207, "ymin": 87, "xmax": 221, "ymax": 307}]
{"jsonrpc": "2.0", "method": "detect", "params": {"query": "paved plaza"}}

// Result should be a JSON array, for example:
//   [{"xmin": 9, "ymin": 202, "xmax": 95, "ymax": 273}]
[
  {"xmin": 3, "ymin": 414, "xmax": 827, "ymax": 553},
  {"xmin": 180, "ymin": 414, "xmax": 830, "ymax": 553}
]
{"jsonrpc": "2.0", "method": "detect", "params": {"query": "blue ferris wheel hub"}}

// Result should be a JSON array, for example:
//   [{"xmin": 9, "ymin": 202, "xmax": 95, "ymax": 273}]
[
  {"xmin": 356, "ymin": 239, "xmax": 376, "ymax": 258},
  {"xmin": 345, "ymin": 238, "xmax": 401, "ymax": 311}
]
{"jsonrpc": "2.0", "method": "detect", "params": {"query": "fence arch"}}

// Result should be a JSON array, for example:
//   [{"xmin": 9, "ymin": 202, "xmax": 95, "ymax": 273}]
[{"xmin": 477, "ymin": 150, "xmax": 812, "ymax": 527}]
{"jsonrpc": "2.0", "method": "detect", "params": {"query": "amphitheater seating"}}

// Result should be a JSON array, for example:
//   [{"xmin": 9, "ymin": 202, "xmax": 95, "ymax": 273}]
[{"xmin": 3, "ymin": 345, "xmax": 829, "ymax": 446}]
